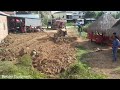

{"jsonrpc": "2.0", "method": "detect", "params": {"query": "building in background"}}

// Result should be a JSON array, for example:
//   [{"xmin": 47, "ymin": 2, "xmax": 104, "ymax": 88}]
[
  {"xmin": 53, "ymin": 11, "xmax": 85, "ymax": 22},
  {"xmin": 103, "ymin": 11, "xmax": 120, "ymax": 14},
  {"xmin": 0, "ymin": 12, "xmax": 9, "ymax": 43},
  {"xmin": 52, "ymin": 11, "xmax": 66, "ymax": 19}
]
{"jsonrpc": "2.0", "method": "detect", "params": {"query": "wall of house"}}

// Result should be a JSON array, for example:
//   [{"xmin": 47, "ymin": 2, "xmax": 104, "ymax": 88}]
[{"xmin": 0, "ymin": 15, "xmax": 8, "ymax": 43}]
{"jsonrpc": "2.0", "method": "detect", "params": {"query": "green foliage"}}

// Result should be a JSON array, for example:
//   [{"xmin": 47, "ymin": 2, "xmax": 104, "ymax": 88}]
[
  {"xmin": 83, "ymin": 23, "xmax": 92, "ymax": 32},
  {"xmin": 112, "ymin": 13, "xmax": 120, "ymax": 19},
  {"xmin": 95, "ymin": 11, "xmax": 104, "ymax": 19},
  {"xmin": 0, "ymin": 61, "xmax": 18, "ymax": 75},
  {"xmin": 0, "ymin": 54, "xmax": 47, "ymax": 79},
  {"xmin": 112, "ymin": 14, "xmax": 116, "ymax": 19},
  {"xmin": 15, "ymin": 65, "xmax": 47, "ymax": 79},
  {"xmin": 84, "ymin": 11, "xmax": 96, "ymax": 18},
  {"xmin": 60, "ymin": 62, "xmax": 106, "ymax": 79},
  {"xmin": 116, "ymin": 13, "xmax": 120, "ymax": 19},
  {"xmin": 60, "ymin": 45, "xmax": 106, "ymax": 79},
  {"xmin": 66, "ymin": 22, "xmax": 73, "ymax": 26},
  {"xmin": 19, "ymin": 54, "xmax": 32, "ymax": 67}
]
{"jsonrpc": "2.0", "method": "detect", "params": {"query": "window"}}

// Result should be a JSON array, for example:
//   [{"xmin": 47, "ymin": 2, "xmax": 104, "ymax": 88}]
[
  {"xmin": 66, "ymin": 15, "xmax": 69, "ymax": 19},
  {"xmin": 66, "ymin": 15, "xmax": 72, "ymax": 19}
]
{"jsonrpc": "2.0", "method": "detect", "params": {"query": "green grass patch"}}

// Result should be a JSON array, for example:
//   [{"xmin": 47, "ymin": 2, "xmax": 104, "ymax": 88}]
[
  {"xmin": 60, "ymin": 45, "xmax": 106, "ymax": 79},
  {"xmin": 82, "ymin": 23, "xmax": 92, "ymax": 32},
  {"xmin": 66, "ymin": 22, "xmax": 74, "ymax": 26},
  {"xmin": 18, "ymin": 54, "xmax": 32, "ymax": 67},
  {"xmin": 0, "ymin": 54, "xmax": 47, "ymax": 79},
  {"xmin": 81, "ymin": 32, "xmax": 87, "ymax": 39}
]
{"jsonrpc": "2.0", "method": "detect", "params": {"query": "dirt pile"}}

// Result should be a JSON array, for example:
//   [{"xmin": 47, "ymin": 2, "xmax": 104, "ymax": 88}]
[
  {"xmin": 32, "ymin": 43, "xmax": 76, "ymax": 75},
  {"xmin": 0, "ymin": 49, "xmax": 17, "ymax": 62},
  {"xmin": 0, "ymin": 30, "xmax": 78, "ymax": 76}
]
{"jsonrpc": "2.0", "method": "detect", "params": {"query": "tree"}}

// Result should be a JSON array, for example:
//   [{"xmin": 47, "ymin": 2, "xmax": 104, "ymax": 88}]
[
  {"xmin": 112, "ymin": 13, "xmax": 116, "ymax": 19},
  {"xmin": 115, "ymin": 13, "xmax": 120, "ymax": 19},
  {"xmin": 95, "ymin": 11, "xmax": 104, "ymax": 19},
  {"xmin": 84, "ymin": 11, "xmax": 96, "ymax": 18}
]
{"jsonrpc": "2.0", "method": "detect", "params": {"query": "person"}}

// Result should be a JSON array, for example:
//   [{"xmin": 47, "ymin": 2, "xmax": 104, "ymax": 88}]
[
  {"xmin": 47, "ymin": 20, "xmax": 51, "ymax": 29},
  {"xmin": 76, "ymin": 21, "xmax": 82, "ymax": 36},
  {"xmin": 112, "ymin": 33, "xmax": 120, "ymax": 62}
]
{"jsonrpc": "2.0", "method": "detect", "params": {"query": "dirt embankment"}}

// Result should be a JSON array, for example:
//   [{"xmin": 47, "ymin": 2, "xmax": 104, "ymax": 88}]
[{"xmin": 0, "ymin": 30, "xmax": 78, "ymax": 76}]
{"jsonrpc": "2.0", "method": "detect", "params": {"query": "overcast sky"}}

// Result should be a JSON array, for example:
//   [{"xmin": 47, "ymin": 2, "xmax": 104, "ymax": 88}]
[{"xmin": 51, "ymin": 11, "xmax": 60, "ymax": 14}]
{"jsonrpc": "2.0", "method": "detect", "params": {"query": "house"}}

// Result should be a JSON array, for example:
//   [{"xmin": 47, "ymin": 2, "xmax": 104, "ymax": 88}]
[
  {"xmin": 0, "ymin": 12, "xmax": 9, "ymax": 43},
  {"xmin": 53, "ymin": 11, "xmax": 85, "ymax": 22},
  {"xmin": 103, "ymin": 11, "xmax": 120, "ymax": 14},
  {"xmin": 52, "ymin": 11, "xmax": 66, "ymax": 19}
]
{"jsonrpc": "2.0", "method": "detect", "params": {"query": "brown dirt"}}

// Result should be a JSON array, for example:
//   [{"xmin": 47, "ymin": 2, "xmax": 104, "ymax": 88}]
[
  {"xmin": 0, "ymin": 30, "xmax": 77, "ymax": 76},
  {"xmin": 1, "ymin": 28, "xmax": 120, "ymax": 79}
]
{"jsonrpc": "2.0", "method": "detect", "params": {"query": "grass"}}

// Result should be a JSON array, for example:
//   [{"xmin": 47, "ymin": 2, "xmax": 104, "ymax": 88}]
[
  {"xmin": 81, "ymin": 32, "xmax": 87, "ymax": 39},
  {"xmin": 60, "ymin": 45, "xmax": 106, "ymax": 79},
  {"xmin": 66, "ymin": 22, "xmax": 74, "ymax": 26},
  {"xmin": 0, "ymin": 54, "xmax": 47, "ymax": 79},
  {"xmin": 82, "ymin": 23, "xmax": 92, "ymax": 32}
]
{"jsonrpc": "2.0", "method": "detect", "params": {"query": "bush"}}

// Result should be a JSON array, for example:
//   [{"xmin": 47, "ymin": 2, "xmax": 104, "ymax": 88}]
[
  {"xmin": 15, "ymin": 65, "xmax": 47, "ymax": 79},
  {"xmin": 29, "ymin": 68, "xmax": 47, "ymax": 79},
  {"xmin": 0, "ymin": 61, "xmax": 18, "ymax": 75},
  {"xmin": 60, "ymin": 62, "xmax": 106, "ymax": 79},
  {"xmin": 83, "ymin": 23, "xmax": 92, "ymax": 32},
  {"xmin": 19, "ymin": 54, "xmax": 32, "ymax": 67},
  {"xmin": 0, "ymin": 54, "xmax": 47, "ymax": 79}
]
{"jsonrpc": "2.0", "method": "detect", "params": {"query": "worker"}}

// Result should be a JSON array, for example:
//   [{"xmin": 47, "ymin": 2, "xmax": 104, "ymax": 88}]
[
  {"xmin": 76, "ymin": 21, "xmax": 82, "ymax": 36},
  {"xmin": 112, "ymin": 33, "xmax": 120, "ymax": 62},
  {"xmin": 47, "ymin": 20, "xmax": 51, "ymax": 29}
]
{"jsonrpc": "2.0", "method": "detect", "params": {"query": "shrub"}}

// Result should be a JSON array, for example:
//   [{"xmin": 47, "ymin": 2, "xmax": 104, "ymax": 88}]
[
  {"xmin": 18, "ymin": 54, "xmax": 32, "ymax": 67},
  {"xmin": 60, "ymin": 62, "xmax": 106, "ymax": 79},
  {"xmin": 0, "ymin": 61, "xmax": 18, "ymax": 75}
]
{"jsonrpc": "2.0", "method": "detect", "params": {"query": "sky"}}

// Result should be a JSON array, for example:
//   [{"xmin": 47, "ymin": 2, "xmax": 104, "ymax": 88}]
[{"xmin": 51, "ymin": 11, "xmax": 60, "ymax": 14}]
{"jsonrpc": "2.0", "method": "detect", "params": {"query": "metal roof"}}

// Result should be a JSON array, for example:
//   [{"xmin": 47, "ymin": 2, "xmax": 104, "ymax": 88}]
[
  {"xmin": 0, "ymin": 11, "xmax": 10, "ymax": 16},
  {"xmin": 11, "ymin": 14, "xmax": 40, "ymax": 19}
]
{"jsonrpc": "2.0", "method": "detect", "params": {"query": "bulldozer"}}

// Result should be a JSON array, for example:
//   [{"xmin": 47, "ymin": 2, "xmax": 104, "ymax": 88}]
[{"xmin": 53, "ymin": 29, "xmax": 67, "ymax": 43}]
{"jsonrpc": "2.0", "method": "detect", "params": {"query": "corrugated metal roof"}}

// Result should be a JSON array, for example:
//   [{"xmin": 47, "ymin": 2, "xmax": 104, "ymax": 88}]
[
  {"xmin": 0, "ymin": 11, "xmax": 10, "ymax": 16},
  {"xmin": 11, "ymin": 14, "xmax": 40, "ymax": 19}
]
